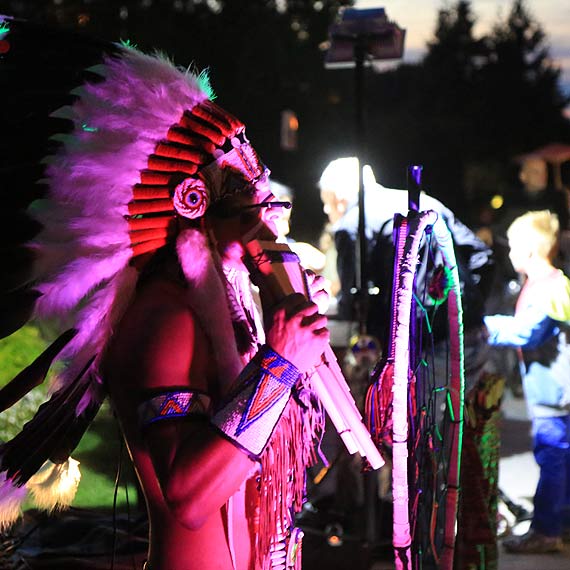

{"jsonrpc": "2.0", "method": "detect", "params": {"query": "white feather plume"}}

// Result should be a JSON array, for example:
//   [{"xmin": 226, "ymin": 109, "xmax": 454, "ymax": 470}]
[
  {"xmin": 176, "ymin": 229, "xmax": 243, "ymax": 393},
  {"xmin": 27, "ymin": 458, "xmax": 81, "ymax": 512},
  {"xmin": 28, "ymin": 47, "xmax": 211, "ymax": 397},
  {"xmin": 0, "ymin": 474, "xmax": 28, "ymax": 532}
]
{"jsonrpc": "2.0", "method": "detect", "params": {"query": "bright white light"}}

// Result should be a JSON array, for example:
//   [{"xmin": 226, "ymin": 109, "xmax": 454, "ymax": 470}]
[
  {"xmin": 276, "ymin": 0, "xmax": 287, "ymax": 15},
  {"xmin": 207, "ymin": 0, "xmax": 222, "ymax": 13}
]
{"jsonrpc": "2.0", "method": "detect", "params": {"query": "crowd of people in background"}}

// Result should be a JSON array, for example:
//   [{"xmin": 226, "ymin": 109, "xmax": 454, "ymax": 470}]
[{"xmin": 273, "ymin": 151, "xmax": 570, "ymax": 564}]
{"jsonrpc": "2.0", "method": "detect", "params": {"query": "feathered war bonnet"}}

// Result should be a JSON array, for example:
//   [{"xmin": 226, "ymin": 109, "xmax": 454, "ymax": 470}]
[{"xmin": 0, "ymin": 20, "xmax": 267, "ymax": 528}]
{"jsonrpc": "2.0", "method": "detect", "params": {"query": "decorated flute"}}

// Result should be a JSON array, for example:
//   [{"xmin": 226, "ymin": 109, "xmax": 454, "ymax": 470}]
[{"xmin": 243, "ymin": 239, "xmax": 384, "ymax": 470}]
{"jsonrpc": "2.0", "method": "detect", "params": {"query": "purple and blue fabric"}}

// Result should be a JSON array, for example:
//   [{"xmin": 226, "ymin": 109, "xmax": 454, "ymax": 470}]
[
  {"xmin": 485, "ymin": 269, "xmax": 570, "ymax": 538},
  {"xmin": 138, "ymin": 391, "xmax": 212, "ymax": 427}
]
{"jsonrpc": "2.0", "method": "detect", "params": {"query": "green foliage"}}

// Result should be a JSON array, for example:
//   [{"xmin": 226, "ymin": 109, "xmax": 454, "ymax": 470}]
[
  {"xmin": 0, "ymin": 327, "xmax": 136, "ymax": 508},
  {"xmin": 0, "ymin": 325, "xmax": 48, "ymax": 388},
  {"xmin": 0, "ymin": 325, "xmax": 50, "ymax": 441},
  {"xmin": 72, "ymin": 403, "xmax": 138, "ymax": 508},
  {"xmin": 481, "ymin": 0, "xmax": 568, "ymax": 154}
]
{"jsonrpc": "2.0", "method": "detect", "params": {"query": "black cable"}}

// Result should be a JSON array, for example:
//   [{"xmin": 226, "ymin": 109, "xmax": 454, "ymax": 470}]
[
  {"xmin": 110, "ymin": 429, "xmax": 124, "ymax": 570},
  {"xmin": 123, "ymin": 460, "xmax": 137, "ymax": 570}
]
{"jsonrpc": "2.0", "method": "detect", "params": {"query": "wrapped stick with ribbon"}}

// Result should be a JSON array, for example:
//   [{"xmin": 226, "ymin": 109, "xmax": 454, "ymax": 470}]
[{"xmin": 243, "ymin": 239, "xmax": 384, "ymax": 470}]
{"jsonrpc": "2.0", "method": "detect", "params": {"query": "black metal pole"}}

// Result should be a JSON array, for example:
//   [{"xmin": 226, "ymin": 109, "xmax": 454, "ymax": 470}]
[
  {"xmin": 354, "ymin": 39, "xmax": 368, "ymax": 336},
  {"xmin": 353, "ymin": 38, "xmax": 379, "ymax": 556}
]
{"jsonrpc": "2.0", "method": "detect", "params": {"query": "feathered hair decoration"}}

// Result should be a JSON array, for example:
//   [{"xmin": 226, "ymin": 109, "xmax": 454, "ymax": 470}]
[{"xmin": 0, "ymin": 19, "xmax": 258, "ymax": 528}]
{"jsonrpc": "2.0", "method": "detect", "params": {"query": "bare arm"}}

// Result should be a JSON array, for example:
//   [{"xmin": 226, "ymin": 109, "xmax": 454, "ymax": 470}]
[{"xmin": 106, "ymin": 281, "xmax": 328, "ymax": 530}]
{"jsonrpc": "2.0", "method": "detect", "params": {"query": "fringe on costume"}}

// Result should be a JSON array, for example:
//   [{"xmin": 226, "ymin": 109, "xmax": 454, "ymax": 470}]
[
  {"xmin": 177, "ymin": 225, "xmax": 326, "ymax": 568},
  {"xmin": 257, "ymin": 375, "xmax": 325, "ymax": 570}
]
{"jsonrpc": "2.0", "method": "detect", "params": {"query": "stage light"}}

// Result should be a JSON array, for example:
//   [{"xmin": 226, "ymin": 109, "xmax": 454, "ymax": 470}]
[{"xmin": 324, "ymin": 7, "xmax": 405, "ymax": 69}]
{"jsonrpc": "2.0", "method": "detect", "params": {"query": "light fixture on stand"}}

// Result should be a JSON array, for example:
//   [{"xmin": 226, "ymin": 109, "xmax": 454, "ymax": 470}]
[
  {"xmin": 324, "ymin": 6, "xmax": 405, "ymax": 336},
  {"xmin": 324, "ymin": 4, "xmax": 405, "ymax": 552}
]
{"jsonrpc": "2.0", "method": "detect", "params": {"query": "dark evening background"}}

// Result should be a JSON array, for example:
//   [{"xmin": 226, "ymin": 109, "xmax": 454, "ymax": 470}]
[{"xmin": 1, "ymin": 0, "xmax": 569, "ymax": 242}]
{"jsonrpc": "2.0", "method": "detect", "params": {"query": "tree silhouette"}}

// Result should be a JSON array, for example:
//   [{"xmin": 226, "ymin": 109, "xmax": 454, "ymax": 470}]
[
  {"xmin": 1, "ymin": 0, "xmax": 569, "ymax": 231},
  {"xmin": 378, "ymin": 0, "xmax": 570, "ymax": 223},
  {"xmin": 417, "ymin": 1, "xmax": 486, "ymax": 211},
  {"xmin": 481, "ymin": 0, "xmax": 569, "ymax": 157}
]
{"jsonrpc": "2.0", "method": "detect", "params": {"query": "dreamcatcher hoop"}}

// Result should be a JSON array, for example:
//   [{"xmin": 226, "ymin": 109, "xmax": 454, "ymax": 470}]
[{"xmin": 366, "ymin": 209, "xmax": 465, "ymax": 570}]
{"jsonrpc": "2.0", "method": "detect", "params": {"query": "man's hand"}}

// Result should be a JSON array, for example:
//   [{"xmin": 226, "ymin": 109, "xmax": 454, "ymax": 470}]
[
  {"xmin": 305, "ymin": 270, "xmax": 330, "ymax": 314},
  {"xmin": 266, "ymin": 293, "xmax": 329, "ymax": 372}
]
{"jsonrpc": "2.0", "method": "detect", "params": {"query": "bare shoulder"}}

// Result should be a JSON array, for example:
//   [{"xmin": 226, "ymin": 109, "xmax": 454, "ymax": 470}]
[{"xmin": 103, "ymin": 276, "xmax": 210, "ymax": 394}]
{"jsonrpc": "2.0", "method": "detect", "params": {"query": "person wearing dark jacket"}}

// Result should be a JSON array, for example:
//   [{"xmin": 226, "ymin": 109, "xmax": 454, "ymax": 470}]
[{"xmin": 319, "ymin": 157, "xmax": 502, "ymax": 569}]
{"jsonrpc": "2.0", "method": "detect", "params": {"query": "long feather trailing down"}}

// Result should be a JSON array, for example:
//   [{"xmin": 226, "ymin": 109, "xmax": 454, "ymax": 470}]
[
  {"xmin": 0, "ymin": 362, "xmax": 101, "ymax": 531},
  {"xmin": 0, "ymin": 358, "xmax": 96, "ymax": 486},
  {"xmin": 48, "ymin": 264, "xmax": 138, "ymax": 408}
]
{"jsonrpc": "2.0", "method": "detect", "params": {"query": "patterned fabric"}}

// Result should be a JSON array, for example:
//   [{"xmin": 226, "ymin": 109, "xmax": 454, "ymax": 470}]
[
  {"xmin": 237, "ymin": 349, "xmax": 299, "ymax": 435},
  {"xmin": 212, "ymin": 345, "xmax": 300, "ymax": 457},
  {"xmin": 138, "ymin": 390, "xmax": 212, "ymax": 427},
  {"xmin": 221, "ymin": 258, "xmax": 322, "ymax": 570}
]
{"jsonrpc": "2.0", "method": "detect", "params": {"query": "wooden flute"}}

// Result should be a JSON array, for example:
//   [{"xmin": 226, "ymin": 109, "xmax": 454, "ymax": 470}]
[{"xmin": 243, "ymin": 239, "xmax": 384, "ymax": 470}]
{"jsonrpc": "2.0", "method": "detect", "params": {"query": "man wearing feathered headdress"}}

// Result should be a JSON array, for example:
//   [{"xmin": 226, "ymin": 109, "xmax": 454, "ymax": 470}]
[{"xmin": 0, "ymin": 18, "xmax": 329, "ymax": 570}]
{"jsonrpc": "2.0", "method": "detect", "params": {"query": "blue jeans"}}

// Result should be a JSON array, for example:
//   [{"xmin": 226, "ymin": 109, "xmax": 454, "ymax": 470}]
[{"xmin": 531, "ymin": 414, "xmax": 570, "ymax": 536}]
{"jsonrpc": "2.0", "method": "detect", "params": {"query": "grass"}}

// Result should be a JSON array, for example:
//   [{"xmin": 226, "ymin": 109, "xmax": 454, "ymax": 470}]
[
  {"xmin": 0, "ymin": 324, "xmax": 48, "ymax": 387},
  {"xmin": 73, "ymin": 403, "xmax": 139, "ymax": 509},
  {"xmin": 0, "ymin": 324, "xmax": 138, "ymax": 510}
]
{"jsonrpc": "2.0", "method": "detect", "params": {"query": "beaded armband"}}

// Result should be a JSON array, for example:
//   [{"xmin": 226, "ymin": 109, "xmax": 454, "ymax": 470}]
[
  {"xmin": 138, "ymin": 390, "xmax": 212, "ymax": 427},
  {"xmin": 212, "ymin": 345, "xmax": 300, "ymax": 458}
]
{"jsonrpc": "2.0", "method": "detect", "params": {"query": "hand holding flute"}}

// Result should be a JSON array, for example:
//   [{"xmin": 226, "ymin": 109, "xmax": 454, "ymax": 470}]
[{"xmin": 243, "ymin": 239, "xmax": 385, "ymax": 470}]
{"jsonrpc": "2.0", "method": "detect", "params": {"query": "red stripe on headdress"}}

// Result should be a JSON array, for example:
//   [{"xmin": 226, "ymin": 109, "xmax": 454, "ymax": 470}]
[
  {"xmin": 139, "ymin": 171, "xmax": 176, "ymax": 185},
  {"xmin": 154, "ymin": 142, "xmax": 208, "ymax": 164},
  {"xmin": 129, "ymin": 228, "xmax": 171, "ymax": 245},
  {"xmin": 166, "ymin": 127, "xmax": 217, "ymax": 155},
  {"xmin": 179, "ymin": 115, "xmax": 226, "ymax": 146},
  {"xmin": 190, "ymin": 101, "xmax": 244, "ymax": 137},
  {"xmin": 197, "ymin": 100, "xmax": 244, "ymax": 132},
  {"xmin": 132, "ymin": 185, "xmax": 171, "ymax": 200},
  {"xmin": 147, "ymin": 156, "xmax": 199, "ymax": 174},
  {"xmin": 131, "ymin": 237, "xmax": 169, "ymax": 258},
  {"xmin": 128, "ymin": 199, "xmax": 173, "ymax": 216}
]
